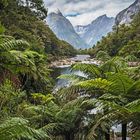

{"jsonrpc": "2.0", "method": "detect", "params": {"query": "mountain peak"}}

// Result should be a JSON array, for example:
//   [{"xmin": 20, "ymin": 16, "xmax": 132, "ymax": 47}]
[
  {"xmin": 55, "ymin": 9, "xmax": 63, "ymax": 16},
  {"xmin": 91, "ymin": 14, "xmax": 114, "ymax": 25},
  {"xmin": 94, "ymin": 14, "xmax": 108, "ymax": 21},
  {"xmin": 47, "ymin": 10, "xmax": 89, "ymax": 49},
  {"xmin": 49, "ymin": 9, "xmax": 63, "ymax": 16},
  {"xmin": 115, "ymin": 0, "xmax": 140, "ymax": 25},
  {"xmin": 75, "ymin": 14, "xmax": 115, "ymax": 46},
  {"xmin": 100, "ymin": 14, "xmax": 107, "ymax": 18}
]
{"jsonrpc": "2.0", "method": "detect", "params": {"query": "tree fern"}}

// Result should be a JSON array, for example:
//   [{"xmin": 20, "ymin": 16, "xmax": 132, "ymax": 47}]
[
  {"xmin": 0, "ymin": 39, "xmax": 29, "ymax": 51},
  {"xmin": 58, "ymin": 74, "xmax": 87, "ymax": 83},
  {"xmin": 59, "ymin": 78, "xmax": 112, "ymax": 99},
  {"xmin": 100, "ymin": 56, "xmax": 128, "ymax": 73},
  {"xmin": 72, "ymin": 63, "xmax": 103, "ymax": 78},
  {"xmin": 0, "ymin": 117, "xmax": 50, "ymax": 140}
]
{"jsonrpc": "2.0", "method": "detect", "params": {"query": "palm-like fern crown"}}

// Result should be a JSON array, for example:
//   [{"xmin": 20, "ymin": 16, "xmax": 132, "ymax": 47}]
[
  {"xmin": 57, "ymin": 56, "xmax": 140, "ymax": 138},
  {"xmin": 0, "ymin": 35, "xmax": 50, "ymax": 83}
]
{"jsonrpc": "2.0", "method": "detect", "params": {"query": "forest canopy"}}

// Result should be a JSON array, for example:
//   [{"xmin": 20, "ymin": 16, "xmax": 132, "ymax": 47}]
[{"xmin": 0, "ymin": 0, "xmax": 140, "ymax": 140}]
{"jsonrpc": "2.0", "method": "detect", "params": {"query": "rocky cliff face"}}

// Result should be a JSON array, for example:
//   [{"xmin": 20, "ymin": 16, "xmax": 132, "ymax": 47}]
[
  {"xmin": 75, "ymin": 15, "xmax": 115, "ymax": 46},
  {"xmin": 115, "ymin": 0, "xmax": 140, "ymax": 25},
  {"xmin": 47, "ymin": 11, "xmax": 89, "ymax": 49}
]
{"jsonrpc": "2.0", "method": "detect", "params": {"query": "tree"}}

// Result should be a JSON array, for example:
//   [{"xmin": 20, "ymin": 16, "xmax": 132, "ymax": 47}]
[
  {"xmin": 0, "ymin": 117, "xmax": 50, "ymax": 140},
  {"xmin": 23, "ymin": 0, "xmax": 48, "ymax": 19},
  {"xmin": 58, "ymin": 57, "xmax": 140, "ymax": 139},
  {"xmin": 21, "ymin": 93, "xmax": 97, "ymax": 140},
  {"xmin": 90, "ymin": 12, "xmax": 140, "ymax": 58},
  {"xmin": 0, "ymin": 0, "xmax": 8, "ymax": 10}
]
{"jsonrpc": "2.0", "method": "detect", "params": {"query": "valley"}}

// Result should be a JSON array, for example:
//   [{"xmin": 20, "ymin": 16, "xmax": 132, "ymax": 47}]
[{"xmin": 0, "ymin": 0, "xmax": 140, "ymax": 140}]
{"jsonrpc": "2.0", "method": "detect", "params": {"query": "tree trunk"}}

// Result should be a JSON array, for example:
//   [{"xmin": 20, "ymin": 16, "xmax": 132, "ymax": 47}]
[
  {"xmin": 105, "ymin": 132, "xmax": 110, "ymax": 140},
  {"xmin": 122, "ymin": 123, "xmax": 127, "ymax": 140},
  {"xmin": 65, "ymin": 132, "xmax": 74, "ymax": 140},
  {"xmin": 65, "ymin": 132, "xmax": 70, "ymax": 140},
  {"xmin": 105, "ymin": 129, "xmax": 110, "ymax": 140},
  {"xmin": 98, "ymin": 128, "xmax": 103, "ymax": 140}
]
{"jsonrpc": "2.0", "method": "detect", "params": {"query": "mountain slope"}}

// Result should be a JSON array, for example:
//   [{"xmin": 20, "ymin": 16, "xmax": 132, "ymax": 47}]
[
  {"xmin": 47, "ymin": 11, "xmax": 89, "ymax": 49},
  {"xmin": 75, "ymin": 15, "xmax": 115, "ymax": 46},
  {"xmin": 92, "ymin": 12, "xmax": 140, "ymax": 57},
  {"xmin": 115, "ymin": 0, "xmax": 140, "ymax": 25},
  {"xmin": 0, "ymin": 3, "xmax": 76, "ymax": 60}
]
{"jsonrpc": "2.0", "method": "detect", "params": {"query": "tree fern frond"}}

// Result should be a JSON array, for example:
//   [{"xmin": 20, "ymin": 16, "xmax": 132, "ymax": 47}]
[
  {"xmin": 0, "ymin": 35, "xmax": 14, "ymax": 44},
  {"xmin": 41, "ymin": 123, "xmax": 66, "ymax": 135},
  {"xmin": 127, "ymin": 80, "xmax": 140, "ymax": 99},
  {"xmin": 72, "ymin": 63, "xmax": 102, "ymax": 78},
  {"xmin": 125, "ymin": 99, "xmax": 140, "ymax": 113},
  {"xmin": 99, "ymin": 93, "xmax": 127, "ymax": 104},
  {"xmin": 58, "ymin": 78, "xmax": 112, "ymax": 98},
  {"xmin": 58, "ymin": 74, "xmax": 87, "ymax": 83},
  {"xmin": 0, "ymin": 39, "xmax": 30, "ymax": 51},
  {"xmin": 100, "ymin": 56, "xmax": 128, "ymax": 73},
  {"xmin": 107, "ymin": 73, "xmax": 134, "ymax": 95},
  {"xmin": 86, "ymin": 105, "xmax": 131, "ymax": 140},
  {"xmin": 0, "ymin": 117, "xmax": 50, "ymax": 140},
  {"xmin": 74, "ymin": 78, "xmax": 112, "ymax": 91}
]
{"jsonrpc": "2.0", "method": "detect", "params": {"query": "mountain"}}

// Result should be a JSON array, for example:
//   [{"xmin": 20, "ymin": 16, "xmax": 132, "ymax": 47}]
[
  {"xmin": 75, "ymin": 15, "xmax": 115, "ymax": 47},
  {"xmin": 115, "ymin": 0, "xmax": 140, "ymax": 25},
  {"xmin": 47, "ymin": 10, "xmax": 89, "ymax": 49},
  {"xmin": 74, "ymin": 25, "xmax": 88, "ymax": 37}
]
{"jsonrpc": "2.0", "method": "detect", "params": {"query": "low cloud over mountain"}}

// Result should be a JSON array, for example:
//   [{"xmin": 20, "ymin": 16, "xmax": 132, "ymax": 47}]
[{"xmin": 44, "ymin": 0, "xmax": 134, "ymax": 26}]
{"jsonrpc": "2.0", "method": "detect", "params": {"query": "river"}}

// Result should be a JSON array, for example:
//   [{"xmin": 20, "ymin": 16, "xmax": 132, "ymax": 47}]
[{"xmin": 52, "ymin": 55, "xmax": 90, "ymax": 92}]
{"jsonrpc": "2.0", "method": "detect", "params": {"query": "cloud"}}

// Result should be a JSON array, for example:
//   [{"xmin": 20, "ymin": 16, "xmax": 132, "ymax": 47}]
[{"xmin": 44, "ymin": 0, "xmax": 135, "ymax": 26}]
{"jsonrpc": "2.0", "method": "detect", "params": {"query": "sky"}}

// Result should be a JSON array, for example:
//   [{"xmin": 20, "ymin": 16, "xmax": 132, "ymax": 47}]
[{"xmin": 44, "ymin": 0, "xmax": 135, "ymax": 26}]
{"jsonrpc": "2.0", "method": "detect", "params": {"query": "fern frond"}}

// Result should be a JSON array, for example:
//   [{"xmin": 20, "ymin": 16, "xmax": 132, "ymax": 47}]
[
  {"xmin": 125, "ymin": 99, "xmax": 140, "ymax": 113},
  {"xmin": 72, "ymin": 63, "xmax": 102, "ymax": 78},
  {"xmin": 58, "ymin": 74, "xmax": 87, "ymax": 83},
  {"xmin": 73, "ymin": 78, "xmax": 112, "ymax": 93},
  {"xmin": 100, "ymin": 56, "xmax": 128, "ymax": 73},
  {"xmin": 0, "ymin": 39, "xmax": 30, "ymax": 51},
  {"xmin": 0, "ymin": 117, "xmax": 50, "ymax": 140},
  {"xmin": 58, "ymin": 78, "xmax": 112, "ymax": 98},
  {"xmin": 107, "ymin": 73, "xmax": 134, "ymax": 95}
]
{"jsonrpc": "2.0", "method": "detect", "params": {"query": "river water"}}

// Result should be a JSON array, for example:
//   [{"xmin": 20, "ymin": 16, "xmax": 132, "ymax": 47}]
[{"xmin": 53, "ymin": 55, "xmax": 90, "ymax": 91}]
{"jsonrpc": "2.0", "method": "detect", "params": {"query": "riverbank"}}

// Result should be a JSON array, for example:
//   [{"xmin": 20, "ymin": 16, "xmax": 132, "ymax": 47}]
[{"xmin": 50, "ymin": 55, "xmax": 102, "ymax": 68}]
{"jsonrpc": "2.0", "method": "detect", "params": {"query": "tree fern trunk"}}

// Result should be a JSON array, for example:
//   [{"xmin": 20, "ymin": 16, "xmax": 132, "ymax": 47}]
[
  {"xmin": 105, "ymin": 129, "xmax": 110, "ymax": 140},
  {"xmin": 65, "ymin": 132, "xmax": 74, "ymax": 140},
  {"xmin": 65, "ymin": 132, "xmax": 70, "ymax": 140},
  {"xmin": 105, "ymin": 132, "xmax": 110, "ymax": 140},
  {"xmin": 122, "ymin": 123, "xmax": 127, "ymax": 140}
]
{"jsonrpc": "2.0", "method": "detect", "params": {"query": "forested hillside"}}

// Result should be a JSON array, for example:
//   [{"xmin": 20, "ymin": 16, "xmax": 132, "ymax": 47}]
[
  {"xmin": 0, "ymin": 0, "xmax": 140, "ymax": 140},
  {"xmin": 0, "ymin": 0, "xmax": 76, "ymax": 60},
  {"xmin": 87, "ymin": 13, "xmax": 140, "ymax": 60}
]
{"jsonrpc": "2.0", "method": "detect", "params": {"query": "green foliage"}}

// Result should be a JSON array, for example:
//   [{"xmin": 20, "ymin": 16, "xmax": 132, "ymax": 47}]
[
  {"xmin": 0, "ymin": 117, "xmax": 50, "ymax": 140},
  {"xmin": 0, "ymin": 0, "xmax": 140, "ymax": 139},
  {"xmin": 0, "ymin": 23, "xmax": 5, "ymax": 34},
  {"xmin": 0, "ymin": 80, "xmax": 26, "ymax": 118},
  {"xmin": 119, "ymin": 40, "xmax": 140, "ymax": 57},
  {"xmin": 72, "ymin": 63, "xmax": 102, "ymax": 78},
  {"xmin": 0, "ymin": 0, "xmax": 76, "ymax": 59},
  {"xmin": 32, "ymin": 93, "xmax": 55, "ymax": 104},
  {"xmin": 0, "ymin": 35, "xmax": 52, "ymax": 93},
  {"xmin": 58, "ymin": 57, "xmax": 140, "ymax": 139},
  {"xmin": 23, "ymin": 0, "xmax": 48, "ymax": 20},
  {"xmin": 96, "ymin": 51, "xmax": 111, "ymax": 62},
  {"xmin": 88, "ymin": 13, "xmax": 140, "ymax": 59}
]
